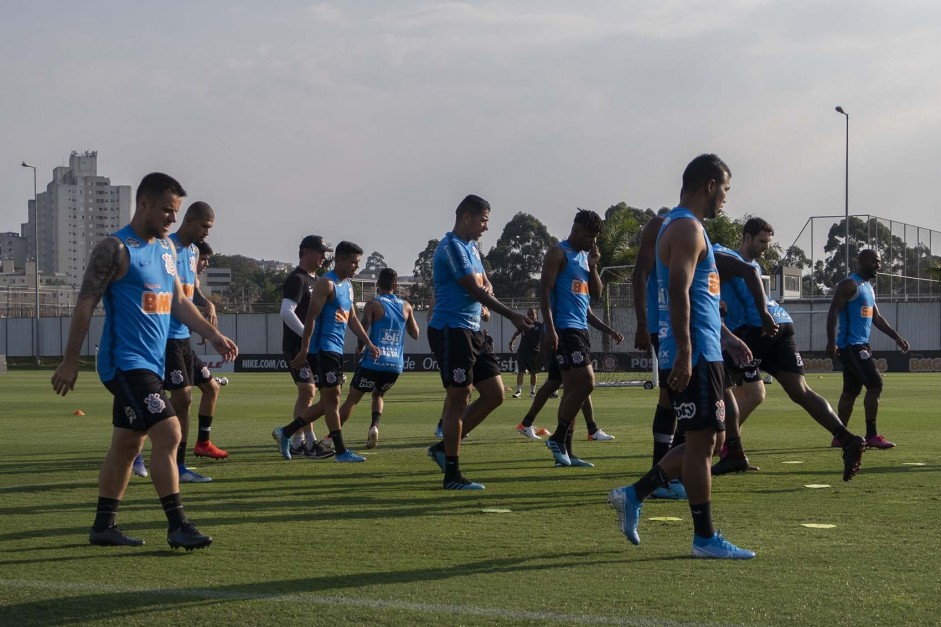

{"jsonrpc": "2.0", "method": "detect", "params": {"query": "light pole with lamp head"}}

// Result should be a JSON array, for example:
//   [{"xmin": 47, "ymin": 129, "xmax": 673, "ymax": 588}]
[
  {"xmin": 835, "ymin": 106, "xmax": 850, "ymax": 275},
  {"xmin": 21, "ymin": 161, "xmax": 40, "ymax": 366}
]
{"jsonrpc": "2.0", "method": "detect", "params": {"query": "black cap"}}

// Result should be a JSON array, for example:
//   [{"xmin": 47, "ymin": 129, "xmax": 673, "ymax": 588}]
[{"xmin": 299, "ymin": 235, "xmax": 333, "ymax": 253}]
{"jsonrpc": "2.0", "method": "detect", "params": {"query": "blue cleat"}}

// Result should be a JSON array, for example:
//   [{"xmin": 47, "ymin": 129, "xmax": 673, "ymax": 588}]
[
  {"xmin": 434, "ymin": 424, "xmax": 444, "ymax": 439},
  {"xmin": 669, "ymin": 479, "xmax": 687, "ymax": 500},
  {"xmin": 546, "ymin": 439, "xmax": 571, "ymax": 466},
  {"xmin": 272, "ymin": 427, "xmax": 292, "ymax": 460},
  {"xmin": 607, "ymin": 485, "xmax": 642, "ymax": 545},
  {"xmin": 427, "ymin": 443, "xmax": 446, "ymax": 473},
  {"xmin": 132, "ymin": 453, "xmax": 148, "ymax": 478},
  {"xmin": 692, "ymin": 530, "xmax": 756, "ymax": 559},
  {"xmin": 651, "ymin": 485, "xmax": 680, "ymax": 499},
  {"xmin": 179, "ymin": 465, "xmax": 212, "ymax": 483},
  {"xmin": 335, "ymin": 449, "xmax": 366, "ymax": 463},
  {"xmin": 444, "ymin": 476, "xmax": 485, "ymax": 490}
]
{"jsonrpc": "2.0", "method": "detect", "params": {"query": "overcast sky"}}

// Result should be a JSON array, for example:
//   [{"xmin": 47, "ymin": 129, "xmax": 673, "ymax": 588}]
[{"xmin": 3, "ymin": 1, "xmax": 940, "ymax": 273}]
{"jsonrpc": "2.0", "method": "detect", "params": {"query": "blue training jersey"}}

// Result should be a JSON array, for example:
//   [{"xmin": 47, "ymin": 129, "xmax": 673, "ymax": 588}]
[
  {"xmin": 429, "ymin": 232, "xmax": 485, "ymax": 331},
  {"xmin": 312, "ymin": 270, "xmax": 353, "ymax": 354},
  {"xmin": 655, "ymin": 208, "xmax": 723, "ymax": 369},
  {"xmin": 167, "ymin": 232, "xmax": 198, "ymax": 340},
  {"xmin": 837, "ymin": 272, "xmax": 875, "ymax": 348},
  {"xmin": 98, "ymin": 225, "xmax": 177, "ymax": 382},
  {"xmin": 361, "ymin": 293, "xmax": 407, "ymax": 373},
  {"xmin": 712, "ymin": 244, "xmax": 792, "ymax": 330},
  {"xmin": 550, "ymin": 240, "xmax": 590, "ymax": 330}
]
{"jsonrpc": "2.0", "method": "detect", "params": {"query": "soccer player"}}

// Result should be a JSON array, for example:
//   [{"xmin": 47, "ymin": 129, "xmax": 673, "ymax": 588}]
[
  {"xmin": 274, "ymin": 241, "xmax": 379, "ymax": 462},
  {"xmin": 714, "ymin": 218, "xmax": 866, "ymax": 476},
  {"xmin": 52, "ymin": 172, "xmax": 237, "ymax": 549},
  {"xmin": 425, "ymin": 194, "xmax": 533, "ymax": 490},
  {"xmin": 608, "ymin": 154, "xmax": 759, "ymax": 559},
  {"xmin": 827, "ymin": 249, "xmax": 909, "ymax": 448},
  {"xmin": 515, "ymin": 307, "xmax": 623, "ymax": 448},
  {"xmin": 279, "ymin": 235, "xmax": 334, "ymax": 459},
  {"xmin": 508, "ymin": 308, "xmax": 543, "ymax": 398},
  {"xmin": 163, "ymin": 202, "xmax": 226, "ymax": 483},
  {"xmin": 539, "ymin": 210, "xmax": 608, "ymax": 467},
  {"xmin": 340, "ymin": 268, "xmax": 420, "ymax": 449}
]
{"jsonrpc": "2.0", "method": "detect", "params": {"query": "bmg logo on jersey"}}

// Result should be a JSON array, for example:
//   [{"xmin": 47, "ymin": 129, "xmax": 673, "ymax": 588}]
[{"xmin": 142, "ymin": 291, "xmax": 172, "ymax": 314}]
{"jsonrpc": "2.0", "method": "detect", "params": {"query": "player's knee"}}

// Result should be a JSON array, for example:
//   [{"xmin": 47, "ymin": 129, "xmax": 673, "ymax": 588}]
[{"xmin": 866, "ymin": 384, "xmax": 883, "ymax": 399}]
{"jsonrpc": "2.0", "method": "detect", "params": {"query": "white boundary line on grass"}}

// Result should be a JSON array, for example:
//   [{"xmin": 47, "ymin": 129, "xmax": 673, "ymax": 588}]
[{"xmin": 0, "ymin": 579, "xmax": 721, "ymax": 627}]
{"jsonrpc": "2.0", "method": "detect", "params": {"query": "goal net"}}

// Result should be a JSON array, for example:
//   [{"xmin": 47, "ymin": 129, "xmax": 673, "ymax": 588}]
[{"xmin": 593, "ymin": 270, "xmax": 656, "ymax": 389}]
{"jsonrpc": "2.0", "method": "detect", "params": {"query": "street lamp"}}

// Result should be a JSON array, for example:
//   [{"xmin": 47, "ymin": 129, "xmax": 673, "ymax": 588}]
[
  {"xmin": 835, "ymin": 106, "xmax": 850, "ymax": 275},
  {"xmin": 21, "ymin": 161, "xmax": 40, "ymax": 366}
]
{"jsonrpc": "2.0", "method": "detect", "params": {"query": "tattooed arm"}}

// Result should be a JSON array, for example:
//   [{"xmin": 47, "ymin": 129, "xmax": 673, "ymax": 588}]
[{"xmin": 52, "ymin": 237, "xmax": 127, "ymax": 396}]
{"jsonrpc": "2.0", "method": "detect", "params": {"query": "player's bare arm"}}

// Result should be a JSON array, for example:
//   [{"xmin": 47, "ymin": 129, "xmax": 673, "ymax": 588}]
[
  {"xmin": 588, "ymin": 309, "xmax": 623, "ymax": 344},
  {"xmin": 192, "ymin": 279, "xmax": 217, "ymax": 327},
  {"xmin": 714, "ymin": 251, "xmax": 779, "ymax": 337},
  {"xmin": 587, "ymin": 244, "xmax": 602, "ymax": 299},
  {"xmin": 291, "ymin": 278, "xmax": 332, "ymax": 368},
  {"xmin": 404, "ymin": 302, "xmax": 420, "ymax": 340},
  {"xmin": 52, "ymin": 237, "xmax": 126, "ymax": 396},
  {"xmin": 631, "ymin": 218, "xmax": 661, "ymax": 351},
  {"xmin": 663, "ymin": 220, "xmax": 702, "ymax": 392},
  {"xmin": 539, "ymin": 244, "xmax": 565, "ymax": 351},
  {"xmin": 872, "ymin": 303, "xmax": 909, "ymax": 352},
  {"xmin": 355, "ymin": 299, "xmax": 378, "ymax": 359},
  {"xmin": 457, "ymin": 273, "xmax": 532, "ymax": 331},
  {"xmin": 825, "ymin": 278, "xmax": 857, "ymax": 358},
  {"xmin": 170, "ymin": 276, "xmax": 238, "ymax": 362},
  {"xmin": 349, "ymin": 302, "xmax": 380, "ymax": 360}
]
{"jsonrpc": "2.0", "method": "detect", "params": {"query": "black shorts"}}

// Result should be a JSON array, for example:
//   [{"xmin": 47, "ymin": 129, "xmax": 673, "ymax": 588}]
[
  {"xmin": 515, "ymin": 351, "xmax": 541, "ymax": 375},
  {"xmin": 553, "ymin": 328, "xmax": 592, "ymax": 372},
  {"xmin": 428, "ymin": 325, "xmax": 501, "ymax": 388},
  {"xmin": 659, "ymin": 360, "xmax": 727, "ymax": 432},
  {"xmin": 312, "ymin": 351, "xmax": 344, "ymax": 389},
  {"xmin": 104, "ymin": 369, "xmax": 177, "ymax": 432},
  {"xmin": 350, "ymin": 366, "xmax": 399, "ymax": 395},
  {"xmin": 722, "ymin": 352, "xmax": 762, "ymax": 387},
  {"xmin": 735, "ymin": 323, "xmax": 804, "ymax": 377},
  {"xmin": 839, "ymin": 344, "xmax": 883, "ymax": 395},
  {"xmin": 164, "ymin": 338, "xmax": 213, "ymax": 390},
  {"xmin": 285, "ymin": 346, "xmax": 315, "ymax": 385}
]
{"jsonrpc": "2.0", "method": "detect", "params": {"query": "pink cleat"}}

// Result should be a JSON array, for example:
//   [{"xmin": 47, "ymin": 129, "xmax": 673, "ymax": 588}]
[{"xmin": 865, "ymin": 434, "xmax": 895, "ymax": 449}]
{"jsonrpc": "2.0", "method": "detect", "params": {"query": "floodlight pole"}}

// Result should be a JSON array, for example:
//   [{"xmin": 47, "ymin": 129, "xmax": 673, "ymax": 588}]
[
  {"xmin": 835, "ymin": 106, "xmax": 850, "ymax": 275},
  {"xmin": 21, "ymin": 161, "xmax": 40, "ymax": 365}
]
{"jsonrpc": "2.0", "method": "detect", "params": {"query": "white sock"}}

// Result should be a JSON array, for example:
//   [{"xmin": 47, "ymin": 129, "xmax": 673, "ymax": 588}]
[
  {"xmin": 291, "ymin": 434, "xmax": 304, "ymax": 447},
  {"xmin": 516, "ymin": 386, "xmax": 522, "ymax": 393}
]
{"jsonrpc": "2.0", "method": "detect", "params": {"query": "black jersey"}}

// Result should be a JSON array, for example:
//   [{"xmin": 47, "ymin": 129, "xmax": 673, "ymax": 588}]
[
  {"xmin": 282, "ymin": 266, "xmax": 318, "ymax": 354},
  {"xmin": 517, "ymin": 321, "xmax": 544, "ymax": 355}
]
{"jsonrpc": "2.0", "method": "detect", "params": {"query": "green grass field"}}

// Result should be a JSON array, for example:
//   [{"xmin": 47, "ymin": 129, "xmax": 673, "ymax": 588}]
[{"xmin": 1, "ymin": 370, "xmax": 939, "ymax": 626}]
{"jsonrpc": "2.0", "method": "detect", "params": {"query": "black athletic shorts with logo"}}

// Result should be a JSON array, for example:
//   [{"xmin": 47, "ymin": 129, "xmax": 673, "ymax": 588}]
[
  {"xmin": 428, "ymin": 325, "xmax": 501, "ymax": 388},
  {"xmin": 515, "ymin": 351, "xmax": 541, "ymax": 376},
  {"xmin": 284, "ymin": 342, "xmax": 314, "ymax": 385},
  {"xmin": 734, "ymin": 323, "xmax": 804, "ymax": 378},
  {"xmin": 659, "ymin": 360, "xmax": 727, "ymax": 432},
  {"xmin": 839, "ymin": 343, "xmax": 883, "ymax": 395},
  {"xmin": 104, "ymin": 369, "xmax": 177, "ymax": 432},
  {"xmin": 554, "ymin": 328, "xmax": 592, "ymax": 371},
  {"xmin": 350, "ymin": 366, "xmax": 399, "ymax": 395},
  {"xmin": 164, "ymin": 338, "xmax": 213, "ymax": 390},
  {"xmin": 312, "ymin": 350, "xmax": 344, "ymax": 389}
]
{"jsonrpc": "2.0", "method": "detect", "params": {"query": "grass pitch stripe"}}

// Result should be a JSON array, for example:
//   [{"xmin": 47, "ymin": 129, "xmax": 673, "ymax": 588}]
[{"xmin": 0, "ymin": 579, "xmax": 715, "ymax": 627}]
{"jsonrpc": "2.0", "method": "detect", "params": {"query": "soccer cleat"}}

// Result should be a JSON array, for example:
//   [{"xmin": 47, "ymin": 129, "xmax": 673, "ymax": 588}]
[
  {"xmin": 567, "ymin": 457, "xmax": 595, "ymax": 468},
  {"xmin": 272, "ymin": 427, "xmax": 292, "ymax": 460},
  {"xmin": 530, "ymin": 391, "xmax": 537, "ymax": 398},
  {"xmin": 179, "ymin": 466, "xmax": 212, "ymax": 483},
  {"xmin": 546, "ymin": 439, "xmax": 571, "ymax": 466},
  {"xmin": 132, "ymin": 453, "xmax": 148, "ymax": 478},
  {"xmin": 194, "ymin": 440, "xmax": 229, "ymax": 459},
  {"xmin": 549, "ymin": 391, "xmax": 560, "ymax": 398},
  {"xmin": 89, "ymin": 525, "xmax": 145, "ymax": 547},
  {"xmin": 831, "ymin": 437, "xmax": 842, "ymax": 448},
  {"xmin": 534, "ymin": 427, "xmax": 551, "ymax": 437},
  {"xmin": 303, "ymin": 444, "xmax": 335, "ymax": 460},
  {"xmin": 167, "ymin": 522, "xmax": 212, "ymax": 550},
  {"xmin": 668, "ymin": 479, "xmax": 687, "ymax": 500},
  {"xmin": 427, "ymin": 443, "xmax": 446, "ymax": 473},
  {"xmin": 587, "ymin": 429, "xmax": 615, "ymax": 441},
  {"xmin": 434, "ymin": 424, "xmax": 444, "ymax": 439},
  {"xmin": 335, "ymin": 449, "xmax": 366, "ymax": 463},
  {"xmin": 692, "ymin": 531, "xmax": 756, "ymax": 559},
  {"xmin": 516, "ymin": 423, "xmax": 542, "ymax": 441},
  {"xmin": 651, "ymin": 484, "xmax": 684, "ymax": 500},
  {"xmin": 607, "ymin": 486, "xmax": 642, "ymax": 545},
  {"xmin": 444, "ymin": 476, "xmax": 485, "ymax": 490},
  {"xmin": 711, "ymin": 456, "xmax": 758, "ymax": 475},
  {"xmin": 865, "ymin": 434, "xmax": 895, "ymax": 449},
  {"xmin": 366, "ymin": 425, "xmax": 380, "ymax": 449},
  {"xmin": 512, "ymin": 390, "xmax": 522, "ymax": 398},
  {"xmin": 841, "ymin": 435, "xmax": 865, "ymax": 481},
  {"xmin": 320, "ymin": 435, "xmax": 334, "ymax": 450},
  {"xmin": 290, "ymin": 443, "xmax": 306, "ymax": 456}
]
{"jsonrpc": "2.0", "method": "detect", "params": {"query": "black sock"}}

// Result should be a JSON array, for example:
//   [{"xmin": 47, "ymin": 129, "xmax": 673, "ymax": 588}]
[
  {"xmin": 725, "ymin": 437, "xmax": 745, "ymax": 458},
  {"xmin": 92, "ymin": 497, "xmax": 120, "ymax": 531},
  {"xmin": 834, "ymin": 426, "xmax": 854, "ymax": 446},
  {"xmin": 550, "ymin": 419, "xmax": 570, "ymax": 443},
  {"xmin": 690, "ymin": 501, "xmax": 715, "ymax": 538},
  {"xmin": 197, "ymin": 415, "xmax": 213, "ymax": 443},
  {"xmin": 176, "ymin": 442, "xmax": 186, "ymax": 466},
  {"xmin": 584, "ymin": 419, "xmax": 599, "ymax": 436},
  {"xmin": 160, "ymin": 493, "xmax": 188, "ymax": 532},
  {"xmin": 521, "ymin": 413, "xmax": 536, "ymax": 428},
  {"xmin": 330, "ymin": 430, "xmax": 346, "ymax": 454},
  {"xmin": 371, "ymin": 411, "xmax": 381, "ymax": 428},
  {"xmin": 444, "ymin": 455, "xmax": 460, "ymax": 481},
  {"xmin": 565, "ymin": 422, "xmax": 575, "ymax": 456},
  {"xmin": 282, "ymin": 417, "xmax": 306, "ymax": 438},
  {"xmin": 865, "ymin": 421, "xmax": 877, "ymax": 439},
  {"xmin": 633, "ymin": 465, "xmax": 670, "ymax": 501},
  {"xmin": 652, "ymin": 405, "xmax": 676, "ymax": 466}
]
